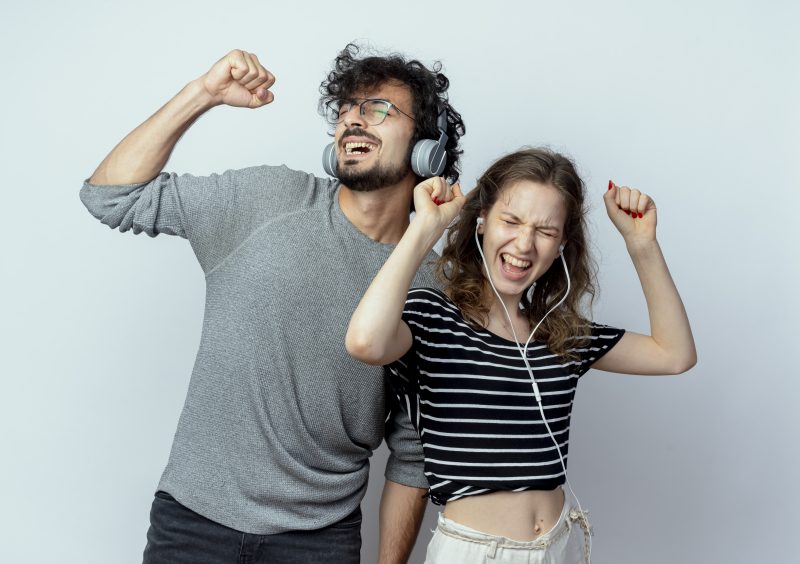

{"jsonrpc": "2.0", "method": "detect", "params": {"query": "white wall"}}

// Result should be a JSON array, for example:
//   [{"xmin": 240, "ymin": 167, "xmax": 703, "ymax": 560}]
[{"xmin": 1, "ymin": 1, "xmax": 797, "ymax": 562}]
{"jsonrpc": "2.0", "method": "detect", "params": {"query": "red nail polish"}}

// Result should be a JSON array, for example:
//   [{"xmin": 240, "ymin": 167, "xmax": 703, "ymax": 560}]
[
  {"xmin": 608, "ymin": 180, "xmax": 613, "ymax": 191},
  {"xmin": 638, "ymin": 213, "xmax": 644, "ymax": 218},
  {"xmin": 624, "ymin": 210, "xmax": 630, "ymax": 215}
]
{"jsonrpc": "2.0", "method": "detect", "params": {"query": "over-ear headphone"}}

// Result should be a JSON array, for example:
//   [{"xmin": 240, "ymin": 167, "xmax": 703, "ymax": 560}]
[
  {"xmin": 322, "ymin": 108, "xmax": 449, "ymax": 179},
  {"xmin": 411, "ymin": 109, "xmax": 449, "ymax": 177}
]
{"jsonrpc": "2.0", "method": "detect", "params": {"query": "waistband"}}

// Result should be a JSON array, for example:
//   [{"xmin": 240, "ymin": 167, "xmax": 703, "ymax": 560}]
[{"xmin": 435, "ymin": 491, "xmax": 589, "ymax": 552}]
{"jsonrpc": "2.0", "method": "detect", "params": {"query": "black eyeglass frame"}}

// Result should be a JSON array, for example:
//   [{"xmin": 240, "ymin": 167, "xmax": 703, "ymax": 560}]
[{"xmin": 326, "ymin": 98, "xmax": 416, "ymax": 126}]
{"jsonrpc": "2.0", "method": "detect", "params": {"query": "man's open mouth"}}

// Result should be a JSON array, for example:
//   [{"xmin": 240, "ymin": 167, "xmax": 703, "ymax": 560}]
[{"xmin": 344, "ymin": 142, "xmax": 377, "ymax": 156}]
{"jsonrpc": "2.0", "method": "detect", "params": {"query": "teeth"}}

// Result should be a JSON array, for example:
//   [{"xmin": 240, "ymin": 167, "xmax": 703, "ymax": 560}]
[
  {"xmin": 344, "ymin": 142, "xmax": 377, "ymax": 155},
  {"xmin": 502, "ymin": 253, "xmax": 531, "ymax": 268}
]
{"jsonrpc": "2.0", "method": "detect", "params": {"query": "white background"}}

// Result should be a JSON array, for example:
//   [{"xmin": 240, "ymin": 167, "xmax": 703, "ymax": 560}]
[{"xmin": 1, "ymin": 1, "xmax": 798, "ymax": 562}]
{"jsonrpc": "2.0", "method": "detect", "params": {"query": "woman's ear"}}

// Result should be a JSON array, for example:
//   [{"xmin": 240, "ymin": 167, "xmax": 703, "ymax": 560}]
[{"xmin": 476, "ymin": 213, "xmax": 486, "ymax": 234}]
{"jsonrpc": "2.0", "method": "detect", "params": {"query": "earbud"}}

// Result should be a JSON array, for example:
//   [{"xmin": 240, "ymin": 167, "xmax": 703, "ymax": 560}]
[
  {"xmin": 473, "ymin": 224, "xmax": 572, "ymax": 402},
  {"xmin": 471, "ymin": 223, "xmax": 585, "ymax": 558}
]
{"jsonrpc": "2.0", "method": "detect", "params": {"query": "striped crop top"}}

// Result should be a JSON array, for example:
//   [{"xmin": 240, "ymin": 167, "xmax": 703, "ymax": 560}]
[{"xmin": 386, "ymin": 287, "xmax": 625, "ymax": 505}]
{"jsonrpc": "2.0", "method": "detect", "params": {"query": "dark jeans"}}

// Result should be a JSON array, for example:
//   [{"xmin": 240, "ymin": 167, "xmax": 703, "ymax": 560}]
[{"xmin": 142, "ymin": 491, "xmax": 362, "ymax": 564}]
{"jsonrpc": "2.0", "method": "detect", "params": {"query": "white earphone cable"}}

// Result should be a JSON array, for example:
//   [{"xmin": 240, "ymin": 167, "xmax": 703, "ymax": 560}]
[{"xmin": 474, "ymin": 223, "xmax": 592, "ymax": 559}]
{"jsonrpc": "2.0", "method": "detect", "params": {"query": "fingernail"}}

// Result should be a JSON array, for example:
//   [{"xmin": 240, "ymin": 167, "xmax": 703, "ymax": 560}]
[
  {"xmin": 638, "ymin": 213, "xmax": 644, "ymax": 218},
  {"xmin": 624, "ymin": 210, "xmax": 630, "ymax": 215},
  {"xmin": 608, "ymin": 180, "xmax": 613, "ymax": 191}
]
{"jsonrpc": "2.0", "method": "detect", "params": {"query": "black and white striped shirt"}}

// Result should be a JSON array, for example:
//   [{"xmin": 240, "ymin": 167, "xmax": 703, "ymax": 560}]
[{"xmin": 387, "ymin": 287, "xmax": 625, "ymax": 505}]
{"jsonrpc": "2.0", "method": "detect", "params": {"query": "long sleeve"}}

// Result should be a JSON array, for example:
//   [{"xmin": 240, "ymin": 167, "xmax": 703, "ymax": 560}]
[
  {"xmin": 79, "ymin": 165, "xmax": 330, "ymax": 273},
  {"xmin": 80, "ymin": 173, "xmax": 189, "ymax": 238},
  {"xmin": 383, "ymin": 386, "xmax": 428, "ymax": 489}
]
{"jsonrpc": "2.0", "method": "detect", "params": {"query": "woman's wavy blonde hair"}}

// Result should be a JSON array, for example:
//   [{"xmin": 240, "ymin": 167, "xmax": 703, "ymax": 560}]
[{"xmin": 437, "ymin": 148, "xmax": 597, "ymax": 360}]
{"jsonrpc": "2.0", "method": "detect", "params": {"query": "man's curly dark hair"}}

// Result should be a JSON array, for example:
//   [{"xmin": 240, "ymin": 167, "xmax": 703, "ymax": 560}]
[{"xmin": 319, "ymin": 43, "xmax": 465, "ymax": 184}]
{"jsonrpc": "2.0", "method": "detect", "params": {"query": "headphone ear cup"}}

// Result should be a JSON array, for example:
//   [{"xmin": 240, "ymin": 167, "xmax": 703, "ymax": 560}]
[
  {"xmin": 411, "ymin": 136, "xmax": 448, "ymax": 177},
  {"xmin": 410, "ymin": 108, "xmax": 449, "ymax": 178},
  {"xmin": 411, "ymin": 139, "xmax": 439, "ymax": 177},
  {"xmin": 322, "ymin": 143, "xmax": 338, "ymax": 178}
]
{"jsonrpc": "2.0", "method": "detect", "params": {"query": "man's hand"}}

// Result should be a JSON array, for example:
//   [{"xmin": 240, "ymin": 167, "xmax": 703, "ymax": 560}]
[
  {"xmin": 199, "ymin": 49, "xmax": 276, "ymax": 108},
  {"xmin": 88, "ymin": 50, "xmax": 276, "ymax": 186}
]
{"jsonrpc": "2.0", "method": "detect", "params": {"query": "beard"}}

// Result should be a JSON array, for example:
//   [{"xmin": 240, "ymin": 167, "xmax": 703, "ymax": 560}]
[
  {"xmin": 337, "ymin": 142, "xmax": 415, "ymax": 192},
  {"xmin": 337, "ymin": 160, "xmax": 411, "ymax": 192}
]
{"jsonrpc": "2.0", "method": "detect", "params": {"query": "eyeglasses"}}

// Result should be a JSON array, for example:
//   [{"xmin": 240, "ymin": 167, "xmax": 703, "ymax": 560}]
[{"xmin": 325, "ymin": 98, "xmax": 415, "ymax": 126}]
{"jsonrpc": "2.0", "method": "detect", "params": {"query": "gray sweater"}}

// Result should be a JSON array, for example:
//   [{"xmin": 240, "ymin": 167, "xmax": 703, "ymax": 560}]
[{"xmin": 80, "ymin": 165, "xmax": 438, "ymax": 534}]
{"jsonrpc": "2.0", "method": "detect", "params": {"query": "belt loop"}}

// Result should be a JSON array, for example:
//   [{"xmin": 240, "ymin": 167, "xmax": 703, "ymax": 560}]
[
  {"xmin": 486, "ymin": 538, "xmax": 498, "ymax": 559},
  {"xmin": 568, "ymin": 508, "xmax": 593, "ymax": 564}
]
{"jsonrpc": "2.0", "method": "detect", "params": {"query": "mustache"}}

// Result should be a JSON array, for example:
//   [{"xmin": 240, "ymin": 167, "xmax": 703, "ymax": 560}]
[{"xmin": 339, "ymin": 128, "xmax": 380, "ymax": 146}]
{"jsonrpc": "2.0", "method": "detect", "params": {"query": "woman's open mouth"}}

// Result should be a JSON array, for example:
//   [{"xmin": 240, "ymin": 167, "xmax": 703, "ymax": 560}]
[{"xmin": 500, "ymin": 253, "xmax": 532, "ymax": 281}]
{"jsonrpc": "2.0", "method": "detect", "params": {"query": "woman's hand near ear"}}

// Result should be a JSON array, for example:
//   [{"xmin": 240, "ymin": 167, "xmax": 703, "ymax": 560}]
[
  {"xmin": 346, "ymin": 178, "xmax": 465, "ymax": 366},
  {"xmin": 413, "ymin": 176, "xmax": 466, "ymax": 236}
]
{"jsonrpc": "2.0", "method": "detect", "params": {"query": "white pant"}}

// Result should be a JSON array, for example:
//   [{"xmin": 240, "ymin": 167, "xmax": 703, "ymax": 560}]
[{"xmin": 423, "ymin": 493, "xmax": 591, "ymax": 564}]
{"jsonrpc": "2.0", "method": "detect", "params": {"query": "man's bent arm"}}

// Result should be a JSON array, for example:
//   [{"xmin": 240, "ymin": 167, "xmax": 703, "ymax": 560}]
[
  {"xmin": 89, "ymin": 50, "xmax": 274, "ymax": 186},
  {"xmin": 378, "ymin": 480, "xmax": 427, "ymax": 564},
  {"xmin": 90, "ymin": 81, "xmax": 216, "ymax": 185}
]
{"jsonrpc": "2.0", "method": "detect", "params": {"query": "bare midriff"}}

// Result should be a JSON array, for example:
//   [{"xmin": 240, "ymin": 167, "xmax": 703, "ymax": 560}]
[{"xmin": 442, "ymin": 487, "xmax": 565, "ymax": 541}]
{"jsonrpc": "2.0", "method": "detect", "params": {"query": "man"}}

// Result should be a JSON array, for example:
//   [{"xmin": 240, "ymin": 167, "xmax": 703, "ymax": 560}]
[{"xmin": 80, "ymin": 44, "xmax": 464, "ymax": 563}]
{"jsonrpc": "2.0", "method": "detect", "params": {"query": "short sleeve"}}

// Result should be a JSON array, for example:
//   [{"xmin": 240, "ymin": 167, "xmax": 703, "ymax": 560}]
[
  {"xmin": 383, "ymin": 290, "xmax": 432, "ymax": 489},
  {"xmin": 572, "ymin": 322, "xmax": 625, "ymax": 377},
  {"xmin": 384, "ymin": 288, "xmax": 441, "ymax": 433}
]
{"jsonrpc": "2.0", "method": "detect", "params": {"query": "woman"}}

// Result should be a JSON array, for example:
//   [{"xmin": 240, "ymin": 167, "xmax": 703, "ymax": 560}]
[{"xmin": 346, "ymin": 148, "xmax": 696, "ymax": 563}]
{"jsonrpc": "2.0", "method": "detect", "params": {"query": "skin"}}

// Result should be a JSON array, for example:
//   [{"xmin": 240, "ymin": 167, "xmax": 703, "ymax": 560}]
[
  {"xmin": 334, "ymin": 80, "xmax": 419, "ymax": 244},
  {"xmin": 476, "ymin": 180, "xmax": 567, "ymax": 342},
  {"xmin": 346, "ymin": 175, "xmax": 696, "ymax": 541},
  {"xmin": 89, "ymin": 50, "xmax": 426, "ymax": 564},
  {"xmin": 89, "ymin": 49, "xmax": 276, "ymax": 186},
  {"xmin": 331, "ymin": 82, "xmax": 428, "ymax": 564}
]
